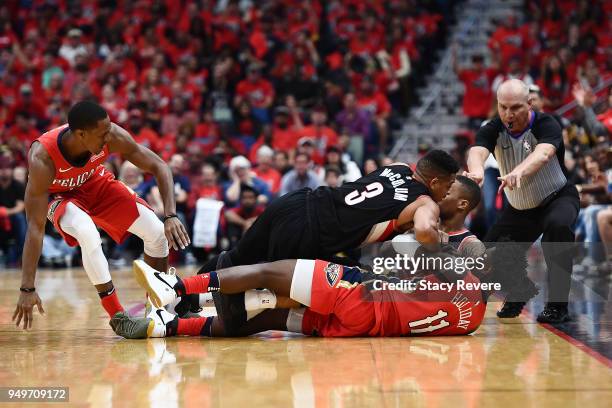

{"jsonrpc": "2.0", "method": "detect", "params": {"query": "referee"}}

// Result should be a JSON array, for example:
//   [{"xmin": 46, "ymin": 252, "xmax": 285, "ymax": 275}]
[{"xmin": 465, "ymin": 79, "xmax": 579, "ymax": 323}]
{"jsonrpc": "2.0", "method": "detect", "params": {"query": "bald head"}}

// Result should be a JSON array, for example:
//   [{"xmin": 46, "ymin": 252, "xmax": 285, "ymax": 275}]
[
  {"xmin": 496, "ymin": 79, "xmax": 532, "ymax": 132},
  {"xmin": 497, "ymin": 79, "xmax": 529, "ymax": 102}
]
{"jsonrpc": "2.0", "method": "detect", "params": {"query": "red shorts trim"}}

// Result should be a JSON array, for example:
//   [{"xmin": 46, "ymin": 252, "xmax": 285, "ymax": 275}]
[
  {"xmin": 47, "ymin": 170, "xmax": 151, "ymax": 247},
  {"xmin": 301, "ymin": 260, "xmax": 375, "ymax": 337}
]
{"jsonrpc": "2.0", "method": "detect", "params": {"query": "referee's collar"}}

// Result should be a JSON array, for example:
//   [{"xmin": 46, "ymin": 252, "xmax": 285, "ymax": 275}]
[{"xmin": 506, "ymin": 110, "xmax": 535, "ymax": 139}]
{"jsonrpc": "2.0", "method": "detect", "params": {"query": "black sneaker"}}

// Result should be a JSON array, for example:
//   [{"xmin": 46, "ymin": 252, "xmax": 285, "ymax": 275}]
[
  {"xmin": 537, "ymin": 305, "xmax": 570, "ymax": 324},
  {"xmin": 497, "ymin": 278, "xmax": 539, "ymax": 318},
  {"xmin": 212, "ymin": 291, "xmax": 246, "ymax": 336},
  {"xmin": 496, "ymin": 301, "xmax": 527, "ymax": 318}
]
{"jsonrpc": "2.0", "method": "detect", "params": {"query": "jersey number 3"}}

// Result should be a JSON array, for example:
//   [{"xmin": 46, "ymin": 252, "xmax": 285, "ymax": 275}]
[{"xmin": 345, "ymin": 182, "xmax": 384, "ymax": 206}]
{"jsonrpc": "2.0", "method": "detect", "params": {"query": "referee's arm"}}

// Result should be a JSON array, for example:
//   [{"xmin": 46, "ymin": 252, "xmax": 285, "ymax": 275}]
[
  {"xmin": 465, "ymin": 118, "xmax": 499, "ymax": 186},
  {"xmin": 499, "ymin": 143, "xmax": 556, "ymax": 190},
  {"xmin": 465, "ymin": 146, "xmax": 490, "ymax": 186}
]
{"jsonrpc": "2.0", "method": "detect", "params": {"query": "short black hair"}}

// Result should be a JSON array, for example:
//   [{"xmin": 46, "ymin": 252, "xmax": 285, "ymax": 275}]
[
  {"xmin": 240, "ymin": 183, "xmax": 259, "ymax": 197},
  {"xmin": 67, "ymin": 101, "xmax": 108, "ymax": 131},
  {"xmin": 456, "ymin": 175, "xmax": 481, "ymax": 211},
  {"xmin": 416, "ymin": 149, "xmax": 460, "ymax": 177}
]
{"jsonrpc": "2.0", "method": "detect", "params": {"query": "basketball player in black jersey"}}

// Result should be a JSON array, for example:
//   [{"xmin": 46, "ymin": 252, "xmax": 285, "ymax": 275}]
[
  {"xmin": 171, "ymin": 150, "xmax": 459, "ymax": 316},
  {"xmin": 214, "ymin": 149, "xmax": 457, "ymax": 264}
]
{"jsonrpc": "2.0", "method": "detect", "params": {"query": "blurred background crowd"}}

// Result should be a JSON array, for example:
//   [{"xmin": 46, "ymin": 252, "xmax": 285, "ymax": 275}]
[{"xmin": 0, "ymin": 0, "xmax": 609, "ymax": 270}]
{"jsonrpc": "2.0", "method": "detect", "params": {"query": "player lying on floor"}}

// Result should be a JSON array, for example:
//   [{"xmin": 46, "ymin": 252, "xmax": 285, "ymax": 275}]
[
  {"xmin": 110, "ymin": 176, "xmax": 535, "ymax": 339},
  {"xmin": 114, "ymin": 257, "xmax": 488, "ymax": 338},
  {"xmin": 111, "ymin": 243, "xmax": 505, "ymax": 339}
]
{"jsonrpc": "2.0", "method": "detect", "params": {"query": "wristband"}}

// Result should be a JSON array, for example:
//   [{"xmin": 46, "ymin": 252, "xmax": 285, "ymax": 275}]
[
  {"xmin": 163, "ymin": 214, "xmax": 178, "ymax": 222},
  {"xmin": 20, "ymin": 287, "xmax": 36, "ymax": 293}
]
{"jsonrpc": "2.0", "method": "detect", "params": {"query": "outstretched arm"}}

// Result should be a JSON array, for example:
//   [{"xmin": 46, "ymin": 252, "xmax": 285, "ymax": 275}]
[
  {"xmin": 465, "ymin": 146, "xmax": 490, "ymax": 186},
  {"xmin": 13, "ymin": 143, "xmax": 52, "ymax": 329},
  {"xmin": 108, "ymin": 123, "xmax": 190, "ymax": 250}
]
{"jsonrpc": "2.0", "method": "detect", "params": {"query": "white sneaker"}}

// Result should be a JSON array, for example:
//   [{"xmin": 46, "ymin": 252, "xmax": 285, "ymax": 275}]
[
  {"xmin": 146, "ymin": 299, "xmax": 177, "ymax": 338},
  {"xmin": 133, "ymin": 260, "xmax": 179, "ymax": 308}
]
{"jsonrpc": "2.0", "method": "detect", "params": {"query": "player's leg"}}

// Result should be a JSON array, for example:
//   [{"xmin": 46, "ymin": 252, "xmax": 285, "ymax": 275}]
[
  {"xmin": 126, "ymin": 202, "xmax": 169, "ymax": 272},
  {"xmin": 167, "ymin": 309, "xmax": 291, "ymax": 338},
  {"xmin": 135, "ymin": 259, "xmax": 299, "ymax": 307},
  {"xmin": 196, "ymin": 201, "xmax": 276, "ymax": 275},
  {"xmin": 196, "ymin": 190, "xmax": 311, "ymax": 275},
  {"xmin": 58, "ymin": 202, "xmax": 123, "ymax": 317}
]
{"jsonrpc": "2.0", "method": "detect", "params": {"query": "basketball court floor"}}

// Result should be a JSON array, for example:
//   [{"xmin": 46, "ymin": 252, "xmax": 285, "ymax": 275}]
[{"xmin": 1, "ymin": 263, "xmax": 610, "ymax": 408}]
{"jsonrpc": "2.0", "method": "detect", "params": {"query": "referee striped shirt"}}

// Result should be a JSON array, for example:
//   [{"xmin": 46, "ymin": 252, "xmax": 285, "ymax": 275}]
[{"xmin": 475, "ymin": 112, "xmax": 567, "ymax": 210}]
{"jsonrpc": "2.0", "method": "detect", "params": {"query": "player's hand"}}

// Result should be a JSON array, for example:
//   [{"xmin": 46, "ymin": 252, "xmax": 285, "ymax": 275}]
[
  {"xmin": 164, "ymin": 217, "xmax": 190, "ymax": 250},
  {"xmin": 498, "ymin": 169, "xmax": 524, "ymax": 192},
  {"xmin": 462, "ymin": 170, "xmax": 484, "ymax": 186},
  {"xmin": 13, "ymin": 291, "xmax": 45, "ymax": 330}
]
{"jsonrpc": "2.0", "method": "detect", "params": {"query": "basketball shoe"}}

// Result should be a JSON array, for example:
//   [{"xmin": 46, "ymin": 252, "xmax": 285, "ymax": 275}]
[
  {"xmin": 109, "ymin": 311, "xmax": 151, "ymax": 339},
  {"xmin": 110, "ymin": 299, "xmax": 176, "ymax": 339},
  {"xmin": 133, "ymin": 260, "xmax": 179, "ymax": 308}
]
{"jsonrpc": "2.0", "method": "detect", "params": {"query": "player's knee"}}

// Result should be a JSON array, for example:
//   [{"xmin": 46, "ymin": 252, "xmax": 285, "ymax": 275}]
[
  {"xmin": 63, "ymin": 210, "xmax": 101, "ymax": 253},
  {"xmin": 142, "ymin": 218, "xmax": 169, "ymax": 258}
]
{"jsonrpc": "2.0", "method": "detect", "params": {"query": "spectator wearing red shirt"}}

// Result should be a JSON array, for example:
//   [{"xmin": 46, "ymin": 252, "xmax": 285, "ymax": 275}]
[
  {"xmin": 225, "ymin": 184, "xmax": 266, "ymax": 247},
  {"xmin": 234, "ymin": 101, "xmax": 261, "ymax": 152},
  {"xmin": 298, "ymin": 104, "xmax": 339, "ymax": 158},
  {"xmin": 192, "ymin": 111, "xmax": 220, "ymax": 156},
  {"xmin": 8, "ymin": 111, "xmax": 38, "ymax": 145},
  {"xmin": 271, "ymin": 107, "xmax": 301, "ymax": 159},
  {"xmin": 453, "ymin": 50, "xmax": 498, "ymax": 130},
  {"xmin": 357, "ymin": 76, "xmax": 392, "ymax": 153},
  {"xmin": 488, "ymin": 15, "xmax": 525, "ymax": 66},
  {"xmin": 235, "ymin": 64, "xmax": 274, "ymax": 123},
  {"xmin": 189, "ymin": 163, "xmax": 224, "ymax": 209},
  {"xmin": 100, "ymin": 84, "xmax": 127, "ymax": 124},
  {"xmin": 127, "ymin": 109, "xmax": 160, "ymax": 152},
  {"xmin": 538, "ymin": 55, "xmax": 569, "ymax": 111},
  {"xmin": 160, "ymin": 95, "xmax": 198, "ymax": 136},
  {"xmin": 9, "ymin": 83, "xmax": 47, "ymax": 129},
  {"xmin": 253, "ymin": 145, "xmax": 282, "ymax": 196}
]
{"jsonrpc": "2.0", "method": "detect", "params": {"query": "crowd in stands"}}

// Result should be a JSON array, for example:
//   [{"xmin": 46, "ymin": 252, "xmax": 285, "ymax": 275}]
[
  {"xmin": 0, "ymin": 0, "xmax": 453, "ymax": 267},
  {"xmin": 453, "ymin": 0, "xmax": 611, "ymax": 269},
  {"xmin": 1, "ymin": 0, "xmax": 610, "ymax": 270}
]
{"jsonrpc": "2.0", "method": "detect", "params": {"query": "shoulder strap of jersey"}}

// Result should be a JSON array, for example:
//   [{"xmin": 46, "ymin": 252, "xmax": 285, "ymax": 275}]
[{"xmin": 35, "ymin": 125, "xmax": 70, "ymax": 168}]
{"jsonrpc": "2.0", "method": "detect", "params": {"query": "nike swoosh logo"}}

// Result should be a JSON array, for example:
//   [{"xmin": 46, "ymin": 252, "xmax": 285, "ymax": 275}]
[
  {"xmin": 154, "ymin": 272, "xmax": 175, "ymax": 290},
  {"xmin": 58, "ymin": 167, "xmax": 73, "ymax": 173},
  {"xmin": 155, "ymin": 309, "xmax": 167, "ymax": 324}
]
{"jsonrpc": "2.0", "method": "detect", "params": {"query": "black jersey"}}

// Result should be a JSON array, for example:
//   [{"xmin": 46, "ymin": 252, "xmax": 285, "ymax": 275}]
[
  {"xmin": 310, "ymin": 164, "xmax": 431, "ymax": 255},
  {"xmin": 446, "ymin": 228, "xmax": 481, "ymax": 256}
]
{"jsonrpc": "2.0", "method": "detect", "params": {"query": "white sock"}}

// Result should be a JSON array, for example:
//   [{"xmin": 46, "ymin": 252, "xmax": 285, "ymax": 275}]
[
  {"xmin": 244, "ymin": 289, "xmax": 277, "ymax": 311},
  {"xmin": 199, "ymin": 293, "xmax": 214, "ymax": 307}
]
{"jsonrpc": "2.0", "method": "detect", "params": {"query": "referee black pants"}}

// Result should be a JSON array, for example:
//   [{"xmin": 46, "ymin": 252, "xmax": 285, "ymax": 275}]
[{"xmin": 484, "ymin": 183, "xmax": 580, "ymax": 305}]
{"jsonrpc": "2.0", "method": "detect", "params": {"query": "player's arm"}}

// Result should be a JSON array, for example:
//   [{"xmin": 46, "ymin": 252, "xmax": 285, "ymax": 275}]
[
  {"xmin": 108, "ymin": 123, "xmax": 190, "ymax": 250},
  {"xmin": 13, "ymin": 143, "xmax": 51, "ymax": 329},
  {"xmin": 400, "ymin": 197, "xmax": 441, "ymax": 251}
]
